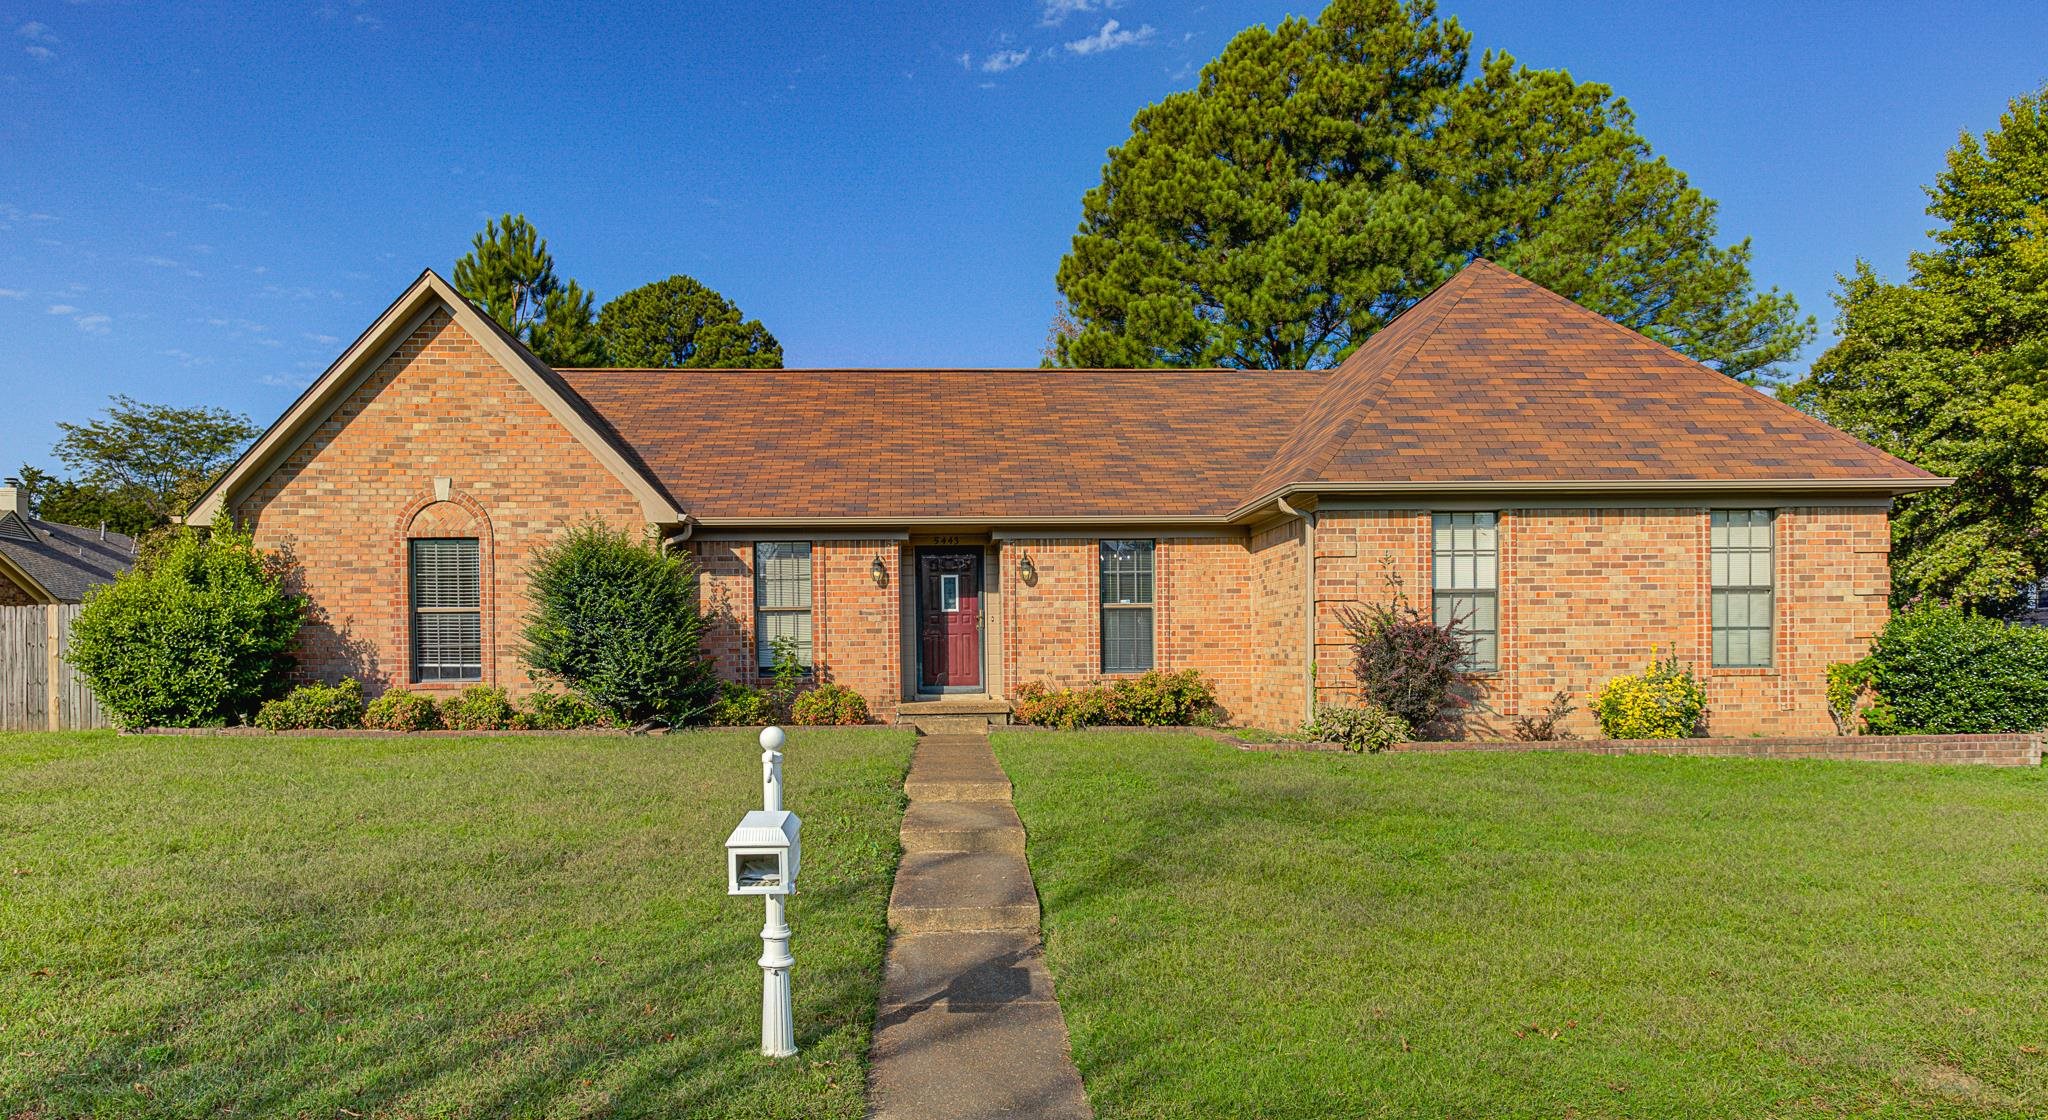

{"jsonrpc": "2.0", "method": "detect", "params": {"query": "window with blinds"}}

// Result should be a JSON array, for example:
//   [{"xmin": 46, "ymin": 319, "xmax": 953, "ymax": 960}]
[
  {"xmin": 755, "ymin": 542, "xmax": 813, "ymax": 670},
  {"xmin": 1432, "ymin": 511, "xmax": 1499, "ymax": 672},
  {"xmin": 1100, "ymin": 539, "xmax": 1155, "ymax": 674},
  {"xmin": 1711, "ymin": 510, "xmax": 1774, "ymax": 668},
  {"xmin": 410, "ymin": 538, "xmax": 481, "ymax": 682}
]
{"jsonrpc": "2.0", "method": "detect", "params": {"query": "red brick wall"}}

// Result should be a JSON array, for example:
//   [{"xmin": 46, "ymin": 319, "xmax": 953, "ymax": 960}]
[
  {"xmin": 1246, "ymin": 521, "xmax": 1307, "ymax": 730},
  {"xmin": 236, "ymin": 308, "xmax": 644, "ymax": 696},
  {"xmin": 1309, "ymin": 505, "xmax": 1892, "ymax": 738},
  {"xmin": 999, "ymin": 538, "xmax": 1099, "ymax": 693},
  {"xmin": 0, "ymin": 574, "xmax": 41, "ymax": 605},
  {"xmin": 689, "ymin": 539, "xmax": 905, "ymax": 720}
]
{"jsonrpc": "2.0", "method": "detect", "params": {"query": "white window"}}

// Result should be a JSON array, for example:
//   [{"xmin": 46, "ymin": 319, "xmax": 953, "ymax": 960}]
[
  {"xmin": 754, "ymin": 542, "xmax": 812, "ymax": 670},
  {"xmin": 1100, "ymin": 540, "xmax": 1155, "ymax": 673},
  {"xmin": 1711, "ymin": 510, "xmax": 1774, "ymax": 668},
  {"xmin": 1432, "ymin": 512, "xmax": 1498, "ymax": 672},
  {"xmin": 411, "ymin": 538, "xmax": 481, "ymax": 682}
]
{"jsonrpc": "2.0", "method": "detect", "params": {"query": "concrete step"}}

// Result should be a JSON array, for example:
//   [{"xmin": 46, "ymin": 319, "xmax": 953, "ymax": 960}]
[
  {"xmin": 887, "ymin": 850, "xmax": 1040, "ymax": 933},
  {"xmin": 879, "ymin": 930, "xmax": 1057, "ymax": 1009},
  {"xmin": 903, "ymin": 736, "xmax": 1012, "ymax": 802},
  {"xmin": 870, "ymin": 997, "xmax": 1092, "ymax": 1119},
  {"xmin": 898, "ymin": 697, "xmax": 1012, "ymax": 738},
  {"xmin": 901, "ymin": 799, "xmax": 1026, "ymax": 854}
]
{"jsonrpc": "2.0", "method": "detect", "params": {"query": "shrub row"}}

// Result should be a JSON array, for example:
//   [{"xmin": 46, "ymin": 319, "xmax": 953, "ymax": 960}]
[
  {"xmin": 707, "ymin": 680, "xmax": 871, "ymax": 726},
  {"xmin": 1010, "ymin": 670, "xmax": 1220, "ymax": 730},
  {"xmin": 1835, "ymin": 602, "xmax": 2048, "ymax": 735},
  {"xmin": 255, "ymin": 680, "xmax": 617, "ymax": 732}
]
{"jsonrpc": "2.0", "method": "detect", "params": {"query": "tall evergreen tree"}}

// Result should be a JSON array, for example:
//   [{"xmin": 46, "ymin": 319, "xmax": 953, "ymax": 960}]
[
  {"xmin": 1053, "ymin": 0, "xmax": 1810, "ymax": 380},
  {"xmin": 1784, "ymin": 86, "xmax": 2048, "ymax": 605},
  {"xmin": 597, "ymin": 275, "xmax": 782, "ymax": 368},
  {"xmin": 452, "ymin": 214, "xmax": 602, "ymax": 366}
]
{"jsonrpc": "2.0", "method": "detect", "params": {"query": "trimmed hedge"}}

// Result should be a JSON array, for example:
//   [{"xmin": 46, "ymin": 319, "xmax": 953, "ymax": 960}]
[
  {"xmin": 1856, "ymin": 603, "xmax": 2048, "ymax": 734},
  {"xmin": 1011, "ymin": 670, "xmax": 1219, "ymax": 730},
  {"xmin": 254, "ymin": 679, "xmax": 366, "ymax": 731}
]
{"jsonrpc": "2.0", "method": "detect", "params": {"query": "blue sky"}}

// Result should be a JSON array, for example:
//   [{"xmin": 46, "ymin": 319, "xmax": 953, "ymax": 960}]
[{"xmin": 2, "ymin": 1, "xmax": 2044, "ymax": 473}]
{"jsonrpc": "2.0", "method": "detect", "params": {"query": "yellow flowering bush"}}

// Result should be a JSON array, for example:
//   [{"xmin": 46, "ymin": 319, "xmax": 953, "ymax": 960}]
[{"xmin": 1588, "ymin": 651, "xmax": 1708, "ymax": 739}]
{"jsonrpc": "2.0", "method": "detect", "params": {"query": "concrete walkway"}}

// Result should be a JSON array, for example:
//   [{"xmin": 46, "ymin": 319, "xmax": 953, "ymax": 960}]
[{"xmin": 869, "ymin": 733, "xmax": 1092, "ymax": 1119}]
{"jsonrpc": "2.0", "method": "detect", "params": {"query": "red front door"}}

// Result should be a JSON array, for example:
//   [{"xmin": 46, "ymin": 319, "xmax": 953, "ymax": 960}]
[{"xmin": 919, "ymin": 551, "xmax": 982, "ymax": 690}]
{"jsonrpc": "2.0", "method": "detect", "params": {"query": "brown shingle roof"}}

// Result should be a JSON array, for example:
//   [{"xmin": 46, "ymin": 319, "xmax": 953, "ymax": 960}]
[
  {"xmin": 1252, "ymin": 260, "xmax": 1933, "ymax": 503},
  {"xmin": 557, "ymin": 367, "xmax": 1322, "ymax": 521},
  {"xmin": 555, "ymin": 260, "xmax": 1936, "ymax": 524}
]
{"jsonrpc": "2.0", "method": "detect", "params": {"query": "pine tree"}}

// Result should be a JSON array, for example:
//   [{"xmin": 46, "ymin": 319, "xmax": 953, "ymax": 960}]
[{"xmin": 452, "ymin": 214, "xmax": 602, "ymax": 367}]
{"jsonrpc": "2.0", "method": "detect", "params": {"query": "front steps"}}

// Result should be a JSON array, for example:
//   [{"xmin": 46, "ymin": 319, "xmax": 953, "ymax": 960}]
[{"xmin": 896, "ymin": 696, "xmax": 1012, "ymax": 736}]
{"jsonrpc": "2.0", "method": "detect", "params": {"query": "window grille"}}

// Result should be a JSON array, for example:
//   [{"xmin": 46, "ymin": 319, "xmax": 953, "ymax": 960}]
[
  {"xmin": 1711, "ymin": 510, "xmax": 1774, "ymax": 667},
  {"xmin": 1100, "ymin": 540, "xmax": 1155, "ymax": 673},
  {"xmin": 755, "ymin": 542, "xmax": 813, "ymax": 670},
  {"xmin": 1432, "ymin": 512, "xmax": 1499, "ymax": 672}
]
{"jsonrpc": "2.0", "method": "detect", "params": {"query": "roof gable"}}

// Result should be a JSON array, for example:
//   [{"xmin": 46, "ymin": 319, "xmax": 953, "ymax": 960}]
[
  {"xmin": 0, "ymin": 516, "xmax": 137, "ymax": 602},
  {"xmin": 1236, "ymin": 260, "xmax": 1935, "ymax": 514},
  {"xmin": 189, "ymin": 271, "xmax": 681, "ymax": 526}
]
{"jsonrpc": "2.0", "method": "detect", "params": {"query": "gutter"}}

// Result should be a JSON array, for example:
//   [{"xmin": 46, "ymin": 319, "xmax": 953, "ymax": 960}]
[{"xmin": 1228, "ymin": 477, "xmax": 1956, "ymax": 523}]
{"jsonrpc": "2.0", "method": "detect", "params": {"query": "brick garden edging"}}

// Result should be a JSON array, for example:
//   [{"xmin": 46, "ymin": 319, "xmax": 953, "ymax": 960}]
[{"xmin": 1233, "ymin": 732, "xmax": 2040, "ymax": 767}]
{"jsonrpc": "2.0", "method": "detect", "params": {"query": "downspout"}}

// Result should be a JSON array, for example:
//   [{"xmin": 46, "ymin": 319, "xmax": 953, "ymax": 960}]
[
  {"xmin": 661, "ymin": 517, "xmax": 696, "ymax": 555},
  {"xmin": 1279, "ymin": 497, "xmax": 1317, "ymax": 725}
]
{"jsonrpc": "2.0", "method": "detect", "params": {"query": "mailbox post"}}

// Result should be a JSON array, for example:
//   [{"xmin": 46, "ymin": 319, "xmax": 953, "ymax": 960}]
[{"xmin": 725, "ymin": 726, "xmax": 801, "ymax": 1058}]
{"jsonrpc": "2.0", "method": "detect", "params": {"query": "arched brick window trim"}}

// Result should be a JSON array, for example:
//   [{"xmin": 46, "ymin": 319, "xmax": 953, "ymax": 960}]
[{"xmin": 393, "ymin": 490, "xmax": 497, "ymax": 687}]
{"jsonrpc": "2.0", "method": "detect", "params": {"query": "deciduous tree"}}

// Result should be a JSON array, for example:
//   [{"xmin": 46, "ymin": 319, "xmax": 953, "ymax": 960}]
[
  {"xmin": 45, "ymin": 395, "xmax": 257, "ymax": 527},
  {"xmin": 1782, "ymin": 86, "xmax": 2048, "ymax": 605}
]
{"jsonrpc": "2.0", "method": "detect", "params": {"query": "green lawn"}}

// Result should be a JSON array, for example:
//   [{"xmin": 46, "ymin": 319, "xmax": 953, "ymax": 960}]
[
  {"xmin": 994, "ymin": 731, "xmax": 2048, "ymax": 1119},
  {"xmin": 1, "ymin": 728, "xmax": 913, "ymax": 1119}
]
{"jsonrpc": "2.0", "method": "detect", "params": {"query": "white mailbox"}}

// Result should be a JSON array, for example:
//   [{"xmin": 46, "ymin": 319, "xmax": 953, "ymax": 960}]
[{"xmin": 725, "ymin": 809, "xmax": 801, "ymax": 895}]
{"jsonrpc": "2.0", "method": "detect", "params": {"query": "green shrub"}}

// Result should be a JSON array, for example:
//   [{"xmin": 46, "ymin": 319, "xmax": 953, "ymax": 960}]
[
  {"xmin": 791, "ymin": 684, "xmax": 871, "ymax": 726},
  {"xmin": 254, "ymin": 678, "xmax": 366, "ymax": 731},
  {"xmin": 65, "ymin": 515, "xmax": 305, "ymax": 729},
  {"xmin": 363, "ymin": 688, "xmax": 443, "ymax": 731},
  {"xmin": 764, "ymin": 635, "xmax": 807, "ymax": 723},
  {"xmin": 519, "ymin": 688, "xmax": 615, "ymax": 730},
  {"xmin": 1011, "ymin": 671, "xmax": 1219, "ymax": 730},
  {"xmin": 1108, "ymin": 669, "xmax": 1219, "ymax": 726},
  {"xmin": 709, "ymin": 681, "xmax": 774, "ymax": 727},
  {"xmin": 439, "ymin": 685, "xmax": 520, "ymax": 731},
  {"xmin": 1856, "ymin": 603, "xmax": 2048, "ymax": 734},
  {"xmin": 520, "ymin": 522, "xmax": 718, "ymax": 726},
  {"xmin": 1303, "ymin": 702, "xmax": 1411, "ymax": 752},
  {"xmin": 1588, "ymin": 652, "xmax": 1708, "ymax": 739},
  {"xmin": 1825, "ymin": 660, "xmax": 1870, "ymax": 735},
  {"xmin": 1011, "ymin": 681, "xmax": 1115, "ymax": 730}
]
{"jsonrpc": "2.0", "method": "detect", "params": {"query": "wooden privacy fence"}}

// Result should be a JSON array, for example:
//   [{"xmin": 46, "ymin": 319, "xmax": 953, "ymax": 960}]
[{"xmin": 0, "ymin": 604, "xmax": 109, "ymax": 730}]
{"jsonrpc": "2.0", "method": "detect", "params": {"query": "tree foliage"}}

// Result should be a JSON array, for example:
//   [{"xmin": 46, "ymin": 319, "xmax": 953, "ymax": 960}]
[
  {"xmin": 1782, "ymin": 86, "xmax": 2048, "ymax": 604},
  {"xmin": 41, "ymin": 395, "xmax": 258, "ymax": 528},
  {"xmin": 597, "ymin": 275, "xmax": 783, "ymax": 368},
  {"xmin": 1053, "ymin": 0, "xmax": 1809, "ymax": 380},
  {"xmin": 66, "ymin": 516, "xmax": 304, "ymax": 729},
  {"xmin": 453, "ymin": 213, "xmax": 603, "ymax": 367},
  {"xmin": 520, "ymin": 522, "xmax": 719, "ymax": 725}
]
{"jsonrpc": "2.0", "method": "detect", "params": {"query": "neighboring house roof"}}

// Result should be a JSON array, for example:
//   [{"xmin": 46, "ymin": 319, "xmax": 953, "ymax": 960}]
[
  {"xmin": 0, "ymin": 511, "xmax": 135, "ymax": 602},
  {"xmin": 199, "ymin": 260, "xmax": 1948, "ymax": 532}
]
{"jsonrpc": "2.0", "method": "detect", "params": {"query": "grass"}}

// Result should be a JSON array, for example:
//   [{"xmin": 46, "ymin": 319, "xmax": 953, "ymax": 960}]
[
  {"xmin": 993, "ymin": 731, "xmax": 2048, "ymax": 1119},
  {"xmin": 1, "ymin": 728, "xmax": 914, "ymax": 1119}
]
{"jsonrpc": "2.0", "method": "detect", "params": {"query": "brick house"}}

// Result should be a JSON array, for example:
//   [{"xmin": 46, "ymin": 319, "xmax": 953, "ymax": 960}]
[
  {"xmin": 189, "ymin": 260, "xmax": 1944, "ymax": 736},
  {"xmin": 0, "ymin": 478, "xmax": 136, "ymax": 605}
]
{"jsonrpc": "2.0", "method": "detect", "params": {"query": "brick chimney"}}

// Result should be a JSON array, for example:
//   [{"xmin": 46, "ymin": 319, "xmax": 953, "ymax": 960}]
[{"xmin": 0, "ymin": 477, "xmax": 25, "ymax": 518}]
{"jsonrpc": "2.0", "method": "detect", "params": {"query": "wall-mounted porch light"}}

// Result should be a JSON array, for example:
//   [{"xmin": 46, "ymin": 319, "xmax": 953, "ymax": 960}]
[
  {"xmin": 870, "ymin": 554, "xmax": 887, "ymax": 587},
  {"xmin": 1019, "ymin": 552, "xmax": 1038, "ymax": 586}
]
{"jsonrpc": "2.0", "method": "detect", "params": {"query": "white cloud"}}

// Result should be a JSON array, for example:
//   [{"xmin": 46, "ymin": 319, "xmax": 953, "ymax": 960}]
[
  {"xmin": 957, "ymin": 51, "xmax": 972, "ymax": 70},
  {"xmin": 258, "ymin": 372, "xmax": 315, "ymax": 389},
  {"xmin": 46, "ymin": 303, "xmax": 77, "ymax": 315},
  {"xmin": 1067, "ymin": 19, "xmax": 1153, "ymax": 55},
  {"xmin": 72, "ymin": 313, "xmax": 110, "ymax": 334},
  {"xmin": 17, "ymin": 20, "xmax": 57, "ymax": 61},
  {"xmin": 981, "ymin": 48, "xmax": 1028, "ymax": 73},
  {"xmin": 138, "ymin": 255, "xmax": 180, "ymax": 268},
  {"xmin": 303, "ymin": 332, "xmax": 340, "ymax": 345},
  {"xmin": 0, "ymin": 288, "xmax": 23, "ymax": 299},
  {"xmin": 1040, "ymin": 0, "xmax": 1105, "ymax": 27}
]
